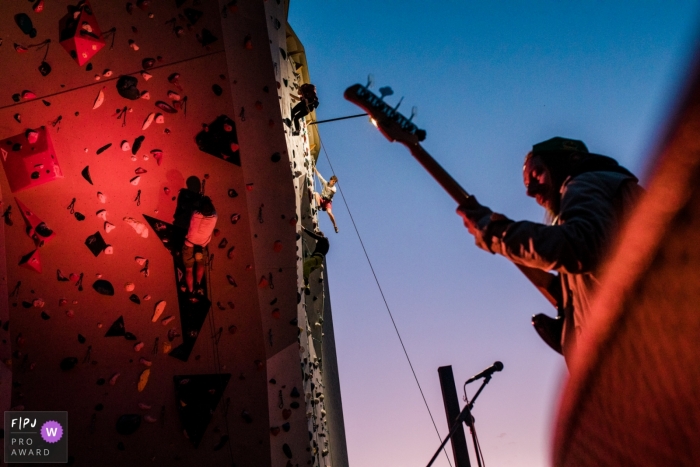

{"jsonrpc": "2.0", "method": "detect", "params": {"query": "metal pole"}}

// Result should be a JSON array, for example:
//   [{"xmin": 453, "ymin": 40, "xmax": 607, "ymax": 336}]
[
  {"xmin": 308, "ymin": 113, "xmax": 368, "ymax": 125},
  {"xmin": 438, "ymin": 366, "xmax": 471, "ymax": 467}
]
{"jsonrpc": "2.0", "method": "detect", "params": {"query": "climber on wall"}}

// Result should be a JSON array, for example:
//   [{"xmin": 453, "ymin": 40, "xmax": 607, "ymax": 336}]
[
  {"xmin": 302, "ymin": 227, "xmax": 330, "ymax": 285},
  {"xmin": 289, "ymin": 83, "xmax": 319, "ymax": 136},
  {"xmin": 182, "ymin": 196, "xmax": 218, "ymax": 301},
  {"xmin": 313, "ymin": 166, "xmax": 339, "ymax": 233}
]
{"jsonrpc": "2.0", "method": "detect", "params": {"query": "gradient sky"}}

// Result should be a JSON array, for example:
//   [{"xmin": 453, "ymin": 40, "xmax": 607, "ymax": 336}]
[{"xmin": 289, "ymin": 3, "xmax": 700, "ymax": 466}]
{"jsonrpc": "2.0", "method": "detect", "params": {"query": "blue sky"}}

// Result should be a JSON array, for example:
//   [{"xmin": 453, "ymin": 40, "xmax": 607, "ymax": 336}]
[{"xmin": 290, "ymin": 2, "xmax": 699, "ymax": 465}]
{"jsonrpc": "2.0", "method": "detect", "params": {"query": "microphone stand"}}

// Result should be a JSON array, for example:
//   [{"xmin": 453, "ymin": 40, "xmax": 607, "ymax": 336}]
[{"xmin": 426, "ymin": 375, "xmax": 493, "ymax": 467}]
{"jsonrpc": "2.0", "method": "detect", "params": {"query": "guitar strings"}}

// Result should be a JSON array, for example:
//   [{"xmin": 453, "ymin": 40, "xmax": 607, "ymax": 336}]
[{"xmin": 318, "ymin": 137, "xmax": 454, "ymax": 467}]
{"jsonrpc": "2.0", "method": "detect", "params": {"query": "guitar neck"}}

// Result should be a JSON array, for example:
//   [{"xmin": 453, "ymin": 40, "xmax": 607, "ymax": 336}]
[
  {"xmin": 405, "ymin": 141, "xmax": 561, "ymax": 309},
  {"xmin": 406, "ymin": 142, "xmax": 472, "ymax": 205}
]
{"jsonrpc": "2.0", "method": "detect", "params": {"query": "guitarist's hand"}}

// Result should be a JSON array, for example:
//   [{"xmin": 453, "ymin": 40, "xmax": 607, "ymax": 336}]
[
  {"xmin": 457, "ymin": 197, "xmax": 513, "ymax": 253},
  {"xmin": 457, "ymin": 196, "xmax": 492, "ymax": 235}
]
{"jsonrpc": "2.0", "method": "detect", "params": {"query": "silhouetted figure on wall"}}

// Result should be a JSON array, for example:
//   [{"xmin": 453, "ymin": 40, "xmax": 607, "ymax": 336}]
[
  {"xmin": 183, "ymin": 196, "xmax": 217, "ymax": 301},
  {"xmin": 457, "ymin": 137, "xmax": 643, "ymax": 361},
  {"xmin": 290, "ymin": 83, "xmax": 319, "ymax": 136},
  {"xmin": 302, "ymin": 227, "xmax": 329, "ymax": 284}
]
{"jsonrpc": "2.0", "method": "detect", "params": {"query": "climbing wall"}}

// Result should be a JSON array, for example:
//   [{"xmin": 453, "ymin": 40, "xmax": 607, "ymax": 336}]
[
  {"xmin": 0, "ymin": 0, "xmax": 342, "ymax": 465},
  {"xmin": 263, "ymin": 7, "xmax": 349, "ymax": 467}
]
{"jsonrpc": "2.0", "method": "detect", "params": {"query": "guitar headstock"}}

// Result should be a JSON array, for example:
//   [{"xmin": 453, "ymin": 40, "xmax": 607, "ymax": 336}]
[{"xmin": 344, "ymin": 84, "xmax": 426, "ymax": 146}]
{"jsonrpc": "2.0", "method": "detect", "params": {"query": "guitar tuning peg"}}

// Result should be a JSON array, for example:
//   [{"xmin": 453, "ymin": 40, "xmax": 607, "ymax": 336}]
[
  {"xmin": 409, "ymin": 106, "xmax": 418, "ymax": 122},
  {"xmin": 393, "ymin": 96, "xmax": 404, "ymax": 111},
  {"xmin": 366, "ymin": 73, "xmax": 374, "ymax": 89},
  {"xmin": 379, "ymin": 86, "xmax": 394, "ymax": 99}
]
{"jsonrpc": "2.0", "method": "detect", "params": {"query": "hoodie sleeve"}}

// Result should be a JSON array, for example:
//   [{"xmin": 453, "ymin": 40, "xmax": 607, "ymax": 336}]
[{"xmin": 485, "ymin": 173, "xmax": 625, "ymax": 274}]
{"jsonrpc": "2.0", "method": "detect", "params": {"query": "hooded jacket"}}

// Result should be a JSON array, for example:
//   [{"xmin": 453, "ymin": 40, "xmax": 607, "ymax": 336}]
[{"xmin": 472, "ymin": 157, "xmax": 644, "ymax": 362}]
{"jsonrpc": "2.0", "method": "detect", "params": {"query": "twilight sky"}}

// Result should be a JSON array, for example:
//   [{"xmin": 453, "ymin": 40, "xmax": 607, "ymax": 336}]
[{"xmin": 289, "ymin": 2, "xmax": 699, "ymax": 466}]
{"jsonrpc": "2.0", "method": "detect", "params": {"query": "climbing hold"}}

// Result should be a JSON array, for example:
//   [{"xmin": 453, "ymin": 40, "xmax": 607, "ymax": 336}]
[
  {"xmin": 161, "ymin": 316, "xmax": 174, "ymax": 326},
  {"xmin": 212, "ymin": 84, "xmax": 223, "ymax": 96},
  {"xmin": 134, "ymin": 342, "xmax": 144, "ymax": 352},
  {"xmin": 282, "ymin": 422, "xmax": 290, "ymax": 432},
  {"xmin": 144, "ymin": 415, "xmax": 157, "ymax": 423},
  {"xmin": 92, "ymin": 279, "xmax": 115, "ymax": 296},
  {"xmin": 121, "ymin": 140, "xmax": 131, "ymax": 151},
  {"xmin": 105, "ymin": 316, "xmax": 126, "ymax": 336},
  {"xmin": 116, "ymin": 75, "xmax": 140, "ymax": 100},
  {"xmin": 19, "ymin": 249, "xmax": 42, "ymax": 273},
  {"xmin": 154, "ymin": 113, "xmax": 164, "ymax": 124},
  {"xmin": 33, "ymin": 0, "xmax": 44, "ymax": 13},
  {"xmin": 137, "ymin": 369, "xmax": 150, "ymax": 392},
  {"xmin": 230, "ymin": 213, "xmax": 240, "ymax": 224},
  {"xmin": 227, "ymin": 247, "xmax": 235, "ymax": 259},
  {"xmin": 59, "ymin": 357, "xmax": 78, "ymax": 371},
  {"xmin": 140, "ymin": 71, "xmax": 152, "ymax": 81},
  {"xmin": 243, "ymin": 34, "xmax": 252, "ymax": 49},
  {"xmin": 271, "ymin": 309, "xmax": 280, "ymax": 319},
  {"xmin": 97, "ymin": 192, "xmax": 106, "ymax": 203},
  {"xmin": 142, "ymin": 113, "xmax": 155, "ymax": 130},
  {"xmin": 115, "ymin": 414, "xmax": 141, "ymax": 435},
  {"xmin": 290, "ymin": 387, "xmax": 300, "ymax": 398},
  {"xmin": 282, "ymin": 443, "xmax": 292, "ymax": 459},
  {"xmin": 92, "ymin": 87, "xmax": 105, "ymax": 109},
  {"xmin": 152, "ymin": 300, "xmax": 166, "ymax": 322},
  {"xmin": 167, "ymin": 91, "xmax": 181, "ymax": 101},
  {"xmin": 270, "ymin": 427, "xmax": 280, "ymax": 436},
  {"xmin": 13, "ymin": 114, "xmax": 21, "ymax": 123},
  {"xmin": 227, "ymin": 189, "xmax": 238, "ymax": 198},
  {"xmin": 132, "ymin": 135, "xmax": 145, "ymax": 154},
  {"xmin": 105, "ymin": 245, "xmax": 114, "ymax": 254},
  {"xmin": 81, "ymin": 166, "xmax": 93, "ymax": 184},
  {"xmin": 218, "ymin": 238, "xmax": 228, "ymax": 248},
  {"xmin": 135, "ymin": 167, "xmax": 147, "ymax": 175},
  {"xmin": 25, "ymin": 130, "xmax": 39, "ymax": 144},
  {"xmin": 226, "ymin": 275, "xmax": 236, "ymax": 287},
  {"xmin": 155, "ymin": 101, "xmax": 177, "ymax": 113},
  {"xmin": 130, "ymin": 176, "xmax": 141, "ymax": 185},
  {"xmin": 41, "ymin": 311, "xmax": 50, "ymax": 320},
  {"xmin": 140, "ymin": 90, "xmax": 150, "ymax": 100},
  {"xmin": 125, "ymin": 282, "xmax": 135, "ymax": 292},
  {"xmin": 85, "ymin": 232, "xmax": 107, "ymax": 256},
  {"xmin": 104, "ymin": 221, "xmax": 115, "ymax": 233},
  {"xmin": 282, "ymin": 408, "xmax": 291, "ymax": 420},
  {"xmin": 258, "ymin": 276, "xmax": 268, "ymax": 288},
  {"xmin": 124, "ymin": 332, "xmax": 137, "ymax": 341},
  {"xmin": 241, "ymin": 410, "xmax": 252, "ymax": 423},
  {"xmin": 271, "ymin": 152, "xmax": 281, "ymax": 162},
  {"xmin": 129, "ymin": 294, "xmax": 140, "ymax": 304},
  {"xmin": 228, "ymin": 325, "xmax": 237, "ymax": 334},
  {"xmin": 142, "ymin": 57, "xmax": 155, "ymax": 69},
  {"xmin": 213, "ymin": 435, "xmax": 229, "ymax": 451},
  {"xmin": 123, "ymin": 217, "xmax": 148, "ymax": 238},
  {"xmin": 273, "ymin": 241, "xmax": 282, "ymax": 252},
  {"xmin": 96, "ymin": 209, "xmax": 107, "ymax": 220},
  {"xmin": 15, "ymin": 13, "xmax": 37, "ymax": 38},
  {"xmin": 78, "ymin": 334, "xmax": 86, "ymax": 344},
  {"xmin": 96, "ymin": 143, "xmax": 112, "ymax": 155}
]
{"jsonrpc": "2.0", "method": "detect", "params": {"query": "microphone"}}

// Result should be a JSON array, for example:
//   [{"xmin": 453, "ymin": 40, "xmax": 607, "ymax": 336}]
[{"xmin": 465, "ymin": 361, "xmax": 504, "ymax": 384}]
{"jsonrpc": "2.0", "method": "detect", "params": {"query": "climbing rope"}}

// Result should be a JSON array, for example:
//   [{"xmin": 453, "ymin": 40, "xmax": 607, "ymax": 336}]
[{"xmin": 317, "ymin": 137, "xmax": 454, "ymax": 467}]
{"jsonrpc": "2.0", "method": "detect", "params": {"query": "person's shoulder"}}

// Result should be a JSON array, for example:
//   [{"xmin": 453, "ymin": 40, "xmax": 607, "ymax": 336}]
[{"xmin": 564, "ymin": 171, "xmax": 634, "ymax": 190}]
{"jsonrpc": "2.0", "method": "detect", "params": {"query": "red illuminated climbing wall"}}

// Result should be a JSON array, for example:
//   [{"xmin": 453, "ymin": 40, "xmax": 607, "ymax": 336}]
[{"xmin": 0, "ymin": 0, "xmax": 344, "ymax": 466}]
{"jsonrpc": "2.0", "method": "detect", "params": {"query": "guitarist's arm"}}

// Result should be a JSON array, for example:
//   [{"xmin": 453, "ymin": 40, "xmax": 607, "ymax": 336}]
[{"xmin": 458, "ymin": 175, "xmax": 620, "ymax": 276}]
